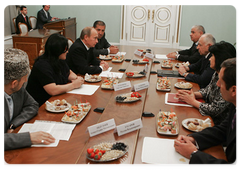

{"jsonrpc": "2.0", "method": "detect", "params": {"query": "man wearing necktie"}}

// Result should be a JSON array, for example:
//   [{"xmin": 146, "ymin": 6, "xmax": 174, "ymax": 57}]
[
  {"xmin": 92, "ymin": 20, "xmax": 119, "ymax": 57},
  {"xmin": 174, "ymin": 58, "xmax": 236, "ymax": 163},
  {"xmin": 167, "ymin": 25, "xmax": 205, "ymax": 64},
  {"xmin": 36, "ymin": 5, "xmax": 58, "ymax": 29},
  {"xmin": 15, "ymin": 6, "xmax": 32, "ymax": 34},
  {"xmin": 66, "ymin": 27, "xmax": 109, "ymax": 75}
]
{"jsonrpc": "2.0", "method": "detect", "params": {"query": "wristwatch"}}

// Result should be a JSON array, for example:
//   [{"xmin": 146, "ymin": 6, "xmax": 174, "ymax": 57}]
[
  {"xmin": 175, "ymin": 51, "xmax": 180, "ymax": 59},
  {"xmin": 190, "ymin": 150, "xmax": 198, "ymax": 159},
  {"xmin": 9, "ymin": 124, "xmax": 16, "ymax": 130},
  {"xmin": 182, "ymin": 72, "xmax": 187, "ymax": 77}
]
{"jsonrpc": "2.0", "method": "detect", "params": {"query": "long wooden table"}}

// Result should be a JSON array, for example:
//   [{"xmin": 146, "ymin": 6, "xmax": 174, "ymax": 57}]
[{"xmin": 4, "ymin": 45, "xmax": 227, "ymax": 164}]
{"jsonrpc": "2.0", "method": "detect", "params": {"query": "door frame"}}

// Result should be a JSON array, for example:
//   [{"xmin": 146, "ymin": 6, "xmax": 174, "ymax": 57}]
[{"xmin": 120, "ymin": 5, "xmax": 182, "ymax": 49}]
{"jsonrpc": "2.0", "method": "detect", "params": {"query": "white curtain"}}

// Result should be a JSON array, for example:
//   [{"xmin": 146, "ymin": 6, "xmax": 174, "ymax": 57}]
[{"xmin": 4, "ymin": 5, "xmax": 20, "ymax": 36}]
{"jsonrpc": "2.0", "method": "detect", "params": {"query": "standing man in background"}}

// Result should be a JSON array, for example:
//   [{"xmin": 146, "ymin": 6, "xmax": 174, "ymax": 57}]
[
  {"xmin": 93, "ymin": 20, "xmax": 119, "ymax": 57},
  {"xmin": 36, "ymin": 5, "xmax": 58, "ymax": 29},
  {"xmin": 15, "ymin": 6, "xmax": 32, "ymax": 34}
]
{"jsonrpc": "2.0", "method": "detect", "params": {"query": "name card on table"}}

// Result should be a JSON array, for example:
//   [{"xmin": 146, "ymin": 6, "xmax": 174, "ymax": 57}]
[
  {"xmin": 133, "ymin": 81, "xmax": 149, "ymax": 92},
  {"xmin": 87, "ymin": 118, "xmax": 116, "ymax": 137},
  {"xmin": 145, "ymin": 53, "xmax": 154, "ymax": 59},
  {"xmin": 113, "ymin": 81, "xmax": 131, "ymax": 91},
  {"xmin": 115, "ymin": 118, "xmax": 143, "ymax": 136},
  {"xmin": 134, "ymin": 49, "xmax": 143, "ymax": 56}
]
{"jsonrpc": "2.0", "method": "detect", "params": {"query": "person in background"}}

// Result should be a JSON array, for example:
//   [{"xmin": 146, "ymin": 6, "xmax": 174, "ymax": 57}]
[
  {"xmin": 174, "ymin": 58, "xmax": 236, "ymax": 164},
  {"xmin": 26, "ymin": 33, "xmax": 84, "ymax": 106},
  {"xmin": 36, "ymin": 5, "xmax": 58, "ymax": 29},
  {"xmin": 167, "ymin": 25, "xmax": 205, "ymax": 64},
  {"xmin": 15, "ymin": 5, "xmax": 32, "ymax": 34},
  {"xmin": 66, "ymin": 26, "xmax": 109, "ymax": 75},
  {"xmin": 177, "ymin": 41, "xmax": 236, "ymax": 125},
  {"xmin": 93, "ymin": 20, "xmax": 119, "ymax": 57},
  {"xmin": 4, "ymin": 48, "xmax": 55, "ymax": 150},
  {"xmin": 178, "ymin": 33, "xmax": 215, "ymax": 88}
]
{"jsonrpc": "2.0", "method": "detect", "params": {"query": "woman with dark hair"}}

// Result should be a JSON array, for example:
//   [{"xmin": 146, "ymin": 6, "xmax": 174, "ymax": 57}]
[
  {"xmin": 177, "ymin": 41, "xmax": 236, "ymax": 125},
  {"xmin": 26, "ymin": 33, "xmax": 84, "ymax": 106}
]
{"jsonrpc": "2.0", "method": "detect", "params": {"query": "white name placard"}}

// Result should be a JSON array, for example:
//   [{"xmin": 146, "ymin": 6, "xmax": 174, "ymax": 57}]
[
  {"xmin": 116, "ymin": 118, "xmax": 143, "ymax": 136},
  {"xmin": 87, "ymin": 118, "xmax": 116, "ymax": 137},
  {"xmin": 134, "ymin": 49, "xmax": 143, "ymax": 56},
  {"xmin": 113, "ymin": 81, "xmax": 131, "ymax": 91},
  {"xmin": 133, "ymin": 81, "xmax": 149, "ymax": 91},
  {"xmin": 145, "ymin": 53, "xmax": 154, "ymax": 59}
]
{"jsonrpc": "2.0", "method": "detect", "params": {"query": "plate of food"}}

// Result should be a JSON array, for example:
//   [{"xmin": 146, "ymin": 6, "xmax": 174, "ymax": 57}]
[
  {"xmin": 84, "ymin": 73, "xmax": 102, "ymax": 83},
  {"xmin": 182, "ymin": 118, "xmax": 211, "ymax": 132},
  {"xmin": 45, "ymin": 99, "xmax": 71, "ymax": 113},
  {"xmin": 156, "ymin": 110, "xmax": 179, "ymax": 135},
  {"xmin": 99, "ymin": 55, "xmax": 112, "ymax": 60},
  {"xmin": 61, "ymin": 102, "xmax": 91, "ymax": 124},
  {"xmin": 161, "ymin": 60, "xmax": 173, "ymax": 68},
  {"xmin": 115, "ymin": 92, "xmax": 142, "ymax": 103},
  {"xmin": 156, "ymin": 77, "xmax": 171, "ymax": 91},
  {"xmin": 126, "ymin": 71, "xmax": 146, "ymax": 78},
  {"xmin": 86, "ymin": 142, "xmax": 128, "ymax": 162},
  {"xmin": 101, "ymin": 77, "xmax": 120, "ymax": 90},
  {"xmin": 174, "ymin": 81, "xmax": 193, "ymax": 90},
  {"xmin": 112, "ymin": 55, "xmax": 124, "ymax": 63},
  {"xmin": 175, "ymin": 61, "xmax": 190, "ymax": 68},
  {"xmin": 132, "ymin": 58, "xmax": 149, "ymax": 64}
]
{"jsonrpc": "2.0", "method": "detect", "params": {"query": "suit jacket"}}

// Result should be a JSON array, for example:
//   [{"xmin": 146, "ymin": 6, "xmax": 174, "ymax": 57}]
[
  {"xmin": 178, "ymin": 42, "xmax": 202, "ymax": 64},
  {"xmin": 185, "ymin": 53, "xmax": 215, "ymax": 88},
  {"xmin": 190, "ymin": 104, "xmax": 236, "ymax": 163},
  {"xmin": 15, "ymin": 14, "xmax": 32, "ymax": 34},
  {"xmin": 4, "ymin": 87, "xmax": 39, "ymax": 150},
  {"xmin": 93, "ymin": 33, "xmax": 111, "ymax": 57},
  {"xmin": 66, "ymin": 38, "xmax": 102, "ymax": 75},
  {"xmin": 36, "ymin": 9, "xmax": 52, "ymax": 29}
]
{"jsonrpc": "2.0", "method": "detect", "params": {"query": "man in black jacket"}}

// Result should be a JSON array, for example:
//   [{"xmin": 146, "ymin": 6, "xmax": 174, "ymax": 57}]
[
  {"xmin": 178, "ymin": 33, "xmax": 215, "ymax": 88},
  {"xmin": 93, "ymin": 20, "xmax": 119, "ymax": 57},
  {"xmin": 15, "ymin": 6, "xmax": 32, "ymax": 34},
  {"xmin": 66, "ymin": 27, "xmax": 109, "ymax": 75},
  {"xmin": 167, "ymin": 25, "xmax": 205, "ymax": 64},
  {"xmin": 36, "ymin": 5, "xmax": 57, "ymax": 29},
  {"xmin": 174, "ymin": 58, "xmax": 236, "ymax": 163}
]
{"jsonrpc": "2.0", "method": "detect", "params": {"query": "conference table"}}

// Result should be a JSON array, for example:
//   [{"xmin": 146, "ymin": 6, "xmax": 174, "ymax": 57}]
[{"xmin": 4, "ymin": 45, "xmax": 227, "ymax": 164}]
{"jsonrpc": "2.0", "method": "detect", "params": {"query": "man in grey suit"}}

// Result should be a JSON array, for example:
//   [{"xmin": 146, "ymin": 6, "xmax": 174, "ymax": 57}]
[
  {"xmin": 36, "ymin": 5, "xmax": 57, "ymax": 29},
  {"xmin": 4, "ymin": 48, "xmax": 55, "ymax": 150}
]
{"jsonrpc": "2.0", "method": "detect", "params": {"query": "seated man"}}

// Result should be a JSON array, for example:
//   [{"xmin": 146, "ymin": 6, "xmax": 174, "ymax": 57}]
[
  {"xmin": 66, "ymin": 27, "xmax": 109, "ymax": 75},
  {"xmin": 15, "ymin": 6, "xmax": 32, "ymax": 34},
  {"xmin": 167, "ymin": 25, "xmax": 205, "ymax": 64},
  {"xmin": 4, "ymin": 48, "xmax": 55, "ymax": 150},
  {"xmin": 36, "ymin": 5, "xmax": 57, "ymax": 29},
  {"xmin": 93, "ymin": 20, "xmax": 119, "ymax": 57},
  {"xmin": 174, "ymin": 58, "xmax": 236, "ymax": 163},
  {"xmin": 178, "ymin": 33, "xmax": 215, "ymax": 88}
]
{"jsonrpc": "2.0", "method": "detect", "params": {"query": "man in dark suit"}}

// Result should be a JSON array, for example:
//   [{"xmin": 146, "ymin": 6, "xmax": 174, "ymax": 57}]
[
  {"xmin": 93, "ymin": 20, "xmax": 119, "ymax": 57},
  {"xmin": 174, "ymin": 58, "xmax": 236, "ymax": 163},
  {"xmin": 15, "ymin": 6, "xmax": 32, "ymax": 34},
  {"xmin": 167, "ymin": 25, "xmax": 205, "ymax": 64},
  {"xmin": 36, "ymin": 5, "xmax": 57, "ymax": 29},
  {"xmin": 66, "ymin": 27, "xmax": 109, "ymax": 75},
  {"xmin": 4, "ymin": 48, "xmax": 55, "ymax": 150},
  {"xmin": 178, "ymin": 33, "xmax": 215, "ymax": 88}
]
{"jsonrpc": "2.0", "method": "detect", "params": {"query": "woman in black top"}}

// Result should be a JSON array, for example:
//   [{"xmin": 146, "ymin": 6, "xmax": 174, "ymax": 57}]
[{"xmin": 26, "ymin": 33, "xmax": 84, "ymax": 106}]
